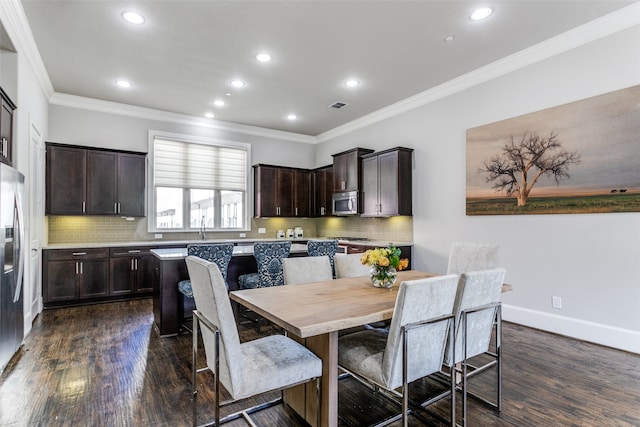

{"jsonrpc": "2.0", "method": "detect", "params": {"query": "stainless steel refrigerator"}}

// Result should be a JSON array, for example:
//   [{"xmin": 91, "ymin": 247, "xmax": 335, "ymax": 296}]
[{"xmin": 0, "ymin": 163, "xmax": 25, "ymax": 374}]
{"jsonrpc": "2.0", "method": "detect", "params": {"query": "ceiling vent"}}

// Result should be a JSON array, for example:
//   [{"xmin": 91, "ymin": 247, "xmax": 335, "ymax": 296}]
[{"xmin": 329, "ymin": 101, "xmax": 348, "ymax": 109}]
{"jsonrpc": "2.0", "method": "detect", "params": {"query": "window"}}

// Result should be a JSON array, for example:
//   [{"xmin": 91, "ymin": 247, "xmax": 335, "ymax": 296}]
[{"xmin": 148, "ymin": 131, "xmax": 250, "ymax": 232}]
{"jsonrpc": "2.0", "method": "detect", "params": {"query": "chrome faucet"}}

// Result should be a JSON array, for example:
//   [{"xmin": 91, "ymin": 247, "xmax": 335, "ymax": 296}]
[{"xmin": 199, "ymin": 215, "xmax": 207, "ymax": 240}]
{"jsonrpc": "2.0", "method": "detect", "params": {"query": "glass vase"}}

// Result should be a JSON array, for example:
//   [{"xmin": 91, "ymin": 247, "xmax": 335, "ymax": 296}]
[{"xmin": 370, "ymin": 266, "xmax": 397, "ymax": 289}]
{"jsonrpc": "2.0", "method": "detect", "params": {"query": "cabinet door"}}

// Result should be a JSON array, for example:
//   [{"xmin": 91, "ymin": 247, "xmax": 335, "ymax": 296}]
[
  {"xmin": 254, "ymin": 165, "xmax": 278, "ymax": 217},
  {"xmin": 293, "ymin": 170, "xmax": 311, "ymax": 217},
  {"xmin": 79, "ymin": 259, "xmax": 109, "ymax": 299},
  {"xmin": 276, "ymin": 168, "xmax": 294, "ymax": 216},
  {"xmin": 45, "ymin": 260, "xmax": 79, "ymax": 303},
  {"xmin": 46, "ymin": 145, "xmax": 87, "ymax": 215},
  {"xmin": 117, "ymin": 153, "xmax": 145, "ymax": 216},
  {"xmin": 361, "ymin": 156, "xmax": 379, "ymax": 215},
  {"xmin": 135, "ymin": 254, "xmax": 155, "ymax": 293},
  {"xmin": 378, "ymin": 151, "xmax": 400, "ymax": 216},
  {"xmin": 0, "ymin": 96, "xmax": 14, "ymax": 165},
  {"xmin": 87, "ymin": 150, "xmax": 117, "ymax": 214},
  {"xmin": 333, "ymin": 154, "xmax": 347, "ymax": 191},
  {"xmin": 314, "ymin": 167, "xmax": 333, "ymax": 216},
  {"xmin": 109, "ymin": 257, "xmax": 135, "ymax": 296}
]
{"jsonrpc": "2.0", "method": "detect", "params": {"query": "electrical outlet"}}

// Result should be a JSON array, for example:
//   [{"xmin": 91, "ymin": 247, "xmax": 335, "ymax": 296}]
[
  {"xmin": 239, "ymin": 233, "xmax": 246, "ymax": 238},
  {"xmin": 552, "ymin": 296, "xmax": 562, "ymax": 309},
  {"xmin": 154, "ymin": 233, "xmax": 163, "ymax": 239},
  {"xmin": 258, "ymin": 227, "xmax": 266, "ymax": 234}
]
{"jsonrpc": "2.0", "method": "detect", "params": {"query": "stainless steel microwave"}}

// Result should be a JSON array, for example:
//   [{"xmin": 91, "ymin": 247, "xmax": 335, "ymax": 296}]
[{"xmin": 332, "ymin": 190, "xmax": 359, "ymax": 215}]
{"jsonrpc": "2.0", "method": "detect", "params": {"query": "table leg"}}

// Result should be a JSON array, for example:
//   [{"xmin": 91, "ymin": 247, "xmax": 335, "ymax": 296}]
[{"xmin": 285, "ymin": 331, "xmax": 338, "ymax": 427}]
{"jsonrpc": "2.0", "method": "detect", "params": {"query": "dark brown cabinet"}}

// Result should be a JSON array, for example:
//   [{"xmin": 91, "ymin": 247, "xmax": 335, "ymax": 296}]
[
  {"xmin": 46, "ymin": 143, "xmax": 146, "ymax": 216},
  {"xmin": 109, "ymin": 247, "xmax": 155, "ymax": 296},
  {"xmin": 0, "ymin": 88, "xmax": 16, "ymax": 166},
  {"xmin": 43, "ymin": 249, "xmax": 109, "ymax": 304},
  {"xmin": 313, "ymin": 165, "xmax": 333, "ymax": 216},
  {"xmin": 253, "ymin": 164, "xmax": 311, "ymax": 217},
  {"xmin": 332, "ymin": 147, "xmax": 373, "ymax": 192},
  {"xmin": 361, "ymin": 147, "xmax": 413, "ymax": 217}
]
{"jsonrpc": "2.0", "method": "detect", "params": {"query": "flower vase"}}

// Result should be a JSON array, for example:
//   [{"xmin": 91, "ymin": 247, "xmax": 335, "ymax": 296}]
[{"xmin": 370, "ymin": 266, "xmax": 397, "ymax": 289}]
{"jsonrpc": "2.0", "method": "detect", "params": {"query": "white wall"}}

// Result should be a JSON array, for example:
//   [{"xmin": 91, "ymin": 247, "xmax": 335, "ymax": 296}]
[
  {"xmin": 48, "ymin": 105, "xmax": 316, "ymax": 169},
  {"xmin": 316, "ymin": 25, "xmax": 640, "ymax": 353}
]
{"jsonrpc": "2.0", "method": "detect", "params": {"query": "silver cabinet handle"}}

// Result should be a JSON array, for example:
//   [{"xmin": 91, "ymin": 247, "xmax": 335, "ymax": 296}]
[
  {"xmin": 295, "ymin": 207, "xmax": 298, "ymax": 216},
  {"xmin": 117, "ymin": 202, "xmax": 121, "ymax": 213},
  {"xmin": 80, "ymin": 262, "xmax": 83, "ymax": 274},
  {"xmin": 128, "ymin": 250, "xmax": 140, "ymax": 253},
  {"xmin": 82, "ymin": 202, "xmax": 86, "ymax": 213},
  {"xmin": 75, "ymin": 261, "xmax": 79, "ymax": 274},
  {"xmin": 72, "ymin": 252, "xmax": 87, "ymax": 256},
  {"xmin": 134, "ymin": 259, "xmax": 138, "ymax": 270},
  {"xmin": 1, "ymin": 137, "xmax": 7, "ymax": 157},
  {"xmin": 131, "ymin": 259, "xmax": 135, "ymax": 270}
]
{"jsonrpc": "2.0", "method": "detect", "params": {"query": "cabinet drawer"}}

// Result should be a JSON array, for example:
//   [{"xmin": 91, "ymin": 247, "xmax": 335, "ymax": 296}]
[
  {"xmin": 46, "ymin": 248, "xmax": 109, "ymax": 260},
  {"xmin": 109, "ymin": 247, "xmax": 153, "ymax": 257}
]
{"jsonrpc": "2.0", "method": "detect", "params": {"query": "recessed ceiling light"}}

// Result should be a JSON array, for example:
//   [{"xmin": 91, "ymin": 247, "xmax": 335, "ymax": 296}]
[
  {"xmin": 115, "ymin": 79, "xmax": 132, "ymax": 88},
  {"xmin": 256, "ymin": 53, "xmax": 272, "ymax": 62},
  {"xmin": 287, "ymin": 114, "xmax": 297, "ymax": 121},
  {"xmin": 470, "ymin": 7, "xmax": 493, "ymax": 20},
  {"xmin": 229, "ymin": 79, "xmax": 245, "ymax": 88},
  {"xmin": 213, "ymin": 100, "xmax": 225, "ymax": 107},
  {"xmin": 204, "ymin": 112, "xmax": 215, "ymax": 119},
  {"xmin": 444, "ymin": 35, "xmax": 455, "ymax": 42},
  {"xmin": 122, "ymin": 11, "xmax": 145, "ymax": 24},
  {"xmin": 225, "ymin": 92, "xmax": 232, "ymax": 96},
  {"xmin": 345, "ymin": 79, "xmax": 360, "ymax": 88}
]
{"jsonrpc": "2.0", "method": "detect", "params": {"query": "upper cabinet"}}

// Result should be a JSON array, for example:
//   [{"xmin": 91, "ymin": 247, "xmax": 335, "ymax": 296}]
[
  {"xmin": 46, "ymin": 143, "xmax": 146, "ymax": 216},
  {"xmin": 361, "ymin": 147, "xmax": 413, "ymax": 217},
  {"xmin": 253, "ymin": 164, "xmax": 311, "ymax": 217},
  {"xmin": 313, "ymin": 165, "xmax": 333, "ymax": 216},
  {"xmin": 332, "ymin": 148, "xmax": 374, "ymax": 192},
  {"xmin": 0, "ymin": 87, "xmax": 16, "ymax": 166}
]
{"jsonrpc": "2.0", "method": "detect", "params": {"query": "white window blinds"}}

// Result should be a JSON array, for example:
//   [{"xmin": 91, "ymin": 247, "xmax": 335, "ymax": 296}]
[{"xmin": 153, "ymin": 138, "xmax": 247, "ymax": 191}]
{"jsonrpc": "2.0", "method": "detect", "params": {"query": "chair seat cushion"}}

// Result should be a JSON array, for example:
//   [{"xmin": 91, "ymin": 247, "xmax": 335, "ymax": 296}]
[
  {"xmin": 236, "ymin": 335, "xmax": 322, "ymax": 399},
  {"xmin": 178, "ymin": 280, "xmax": 193, "ymax": 297},
  {"xmin": 238, "ymin": 273, "xmax": 260, "ymax": 289},
  {"xmin": 338, "ymin": 329, "xmax": 388, "ymax": 386}
]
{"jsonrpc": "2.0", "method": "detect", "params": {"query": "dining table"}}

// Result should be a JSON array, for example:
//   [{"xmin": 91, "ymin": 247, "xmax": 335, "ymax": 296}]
[{"xmin": 230, "ymin": 270, "xmax": 512, "ymax": 427}]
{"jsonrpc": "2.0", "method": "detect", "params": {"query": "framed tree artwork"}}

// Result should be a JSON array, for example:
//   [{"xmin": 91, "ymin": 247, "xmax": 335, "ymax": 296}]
[{"xmin": 466, "ymin": 84, "xmax": 640, "ymax": 215}]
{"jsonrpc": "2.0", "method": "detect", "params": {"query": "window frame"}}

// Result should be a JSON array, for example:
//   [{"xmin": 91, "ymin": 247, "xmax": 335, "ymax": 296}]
[{"xmin": 147, "ymin": 130, "xmax": 252, "ymax": 233}]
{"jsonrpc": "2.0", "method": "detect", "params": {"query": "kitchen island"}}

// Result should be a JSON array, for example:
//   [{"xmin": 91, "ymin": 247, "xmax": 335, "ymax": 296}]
[{"xmin": 151, "ymin": 243, "xmax": 308, "ymax": 336}]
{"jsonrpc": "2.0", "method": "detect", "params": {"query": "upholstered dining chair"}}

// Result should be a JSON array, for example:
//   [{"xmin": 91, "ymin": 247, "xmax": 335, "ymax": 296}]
[
  {"xmin": 237, "ymin": 241, "xmax": 291, "ymax": 331},
  {"xmin": 186, "ymin": 256, "xmax": 322, "ymax": 427},
  {"xmin": 446, "ymin": 242, "xmax": 499, "ymax": 275},
  {"xmin": 282, "ymin": 255, "xmax": 333, "ymax": 285},
  {"xmin": 177, "ymin": 243, "xmax": 234, "ymax": 332},
  {"xmin": 338, "ymin": 274, "xmax": 460, "ymax": 427},
  {"xmin": 444, "ymin": 268, "xmax": 506, "ymax": 426},
  {"xmin": 307, "ymin": 239, "xmax": 338, "ymax": 276},
  {"xmin": 334, "ymin": 253, "xmax": 371, "ymax": 279}
]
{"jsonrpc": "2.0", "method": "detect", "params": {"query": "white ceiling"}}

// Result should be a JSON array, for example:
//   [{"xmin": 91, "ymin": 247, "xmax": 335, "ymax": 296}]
[{"xmin": 19, "ymin": 0, "xmax": 635, "ymax": 136}]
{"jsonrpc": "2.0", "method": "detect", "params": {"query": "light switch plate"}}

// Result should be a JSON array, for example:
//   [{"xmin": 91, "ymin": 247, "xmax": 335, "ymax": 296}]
[{"xmin": 258, "ymin": 228, "xmax": 266, "ymax": 234}]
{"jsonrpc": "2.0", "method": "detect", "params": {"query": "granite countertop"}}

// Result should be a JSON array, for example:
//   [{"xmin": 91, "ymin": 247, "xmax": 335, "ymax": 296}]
[{"xmin": 151, "ymin": 243, "xmax": 309, "ymax": 260}]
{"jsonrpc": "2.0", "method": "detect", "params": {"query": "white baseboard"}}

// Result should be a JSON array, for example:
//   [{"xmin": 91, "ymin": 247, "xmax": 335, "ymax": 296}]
[{"xmin": 502, "ymin": 304, "xmax": 640, "ymax": 355}]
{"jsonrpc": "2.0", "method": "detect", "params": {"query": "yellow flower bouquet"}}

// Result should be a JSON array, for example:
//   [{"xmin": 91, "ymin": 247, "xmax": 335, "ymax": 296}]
[{"xmin": 360, "ymin": 246, "xmax": 409, "ymax": 288}]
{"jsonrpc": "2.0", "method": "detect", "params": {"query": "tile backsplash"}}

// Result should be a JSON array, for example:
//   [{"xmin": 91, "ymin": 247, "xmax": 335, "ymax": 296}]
[{"xmin": 47, "ymin": 215, "xmax": 412, "ymax": 245}]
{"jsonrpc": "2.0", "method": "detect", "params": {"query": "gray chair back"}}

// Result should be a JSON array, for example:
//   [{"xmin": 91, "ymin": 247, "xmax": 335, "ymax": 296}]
[
  {"xmin": 185, "ymin": 256, "xmax": 243, "ymax": 397},
  {"xmin": 382, "ymin": 274, "xmax": 459, "ymax": 389},
  {"xmin": 307, "ymin": 239, "xmax": 338, "ymax": 275},
  {"xmin": 283, "ymin": 256, "xmax": 333, "ymax": 285},
  {"xmin": 334, "ymin": 253, "xmax": 370, "ymax": 278},
  {"xmin": 445, "ymin": 268, "xmax": 506, "ymax": 365},
  {"xmin": 446, "ymin": 242, "xmax": 499, "ymax": 275}
]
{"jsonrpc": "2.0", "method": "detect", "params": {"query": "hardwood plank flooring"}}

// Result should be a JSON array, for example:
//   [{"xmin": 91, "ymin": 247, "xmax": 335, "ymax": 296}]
[{"xmin": 0, "ymin": 298, "xmax": 638, "ymax": 426}]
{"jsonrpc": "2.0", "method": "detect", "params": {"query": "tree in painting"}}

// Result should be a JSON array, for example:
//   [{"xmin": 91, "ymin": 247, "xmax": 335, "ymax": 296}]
[{"xmin": 480, "ymin": 132, "xmax": 581, "ymax": 206}]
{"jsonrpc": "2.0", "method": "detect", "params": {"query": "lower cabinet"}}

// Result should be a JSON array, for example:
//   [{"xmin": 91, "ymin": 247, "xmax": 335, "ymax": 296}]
[
  {"xmin": 44, "ymin": 248, "xmax": 110, "ymax": 304},
  {"xmin": 109, "ymin": 247, "xmax": 155, "ymax": 296},
  {"xmin": 44, "ymin": 246, "xmax": 155, "ymax": 307}
]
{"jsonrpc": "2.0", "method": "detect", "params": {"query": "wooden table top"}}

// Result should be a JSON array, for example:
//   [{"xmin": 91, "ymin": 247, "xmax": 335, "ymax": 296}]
[{"xmin": 230, "ymin": 271, "xmax": 513, "ymax": 338}]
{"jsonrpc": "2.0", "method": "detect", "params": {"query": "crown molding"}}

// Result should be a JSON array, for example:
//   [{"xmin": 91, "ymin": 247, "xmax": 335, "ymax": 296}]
[
  {"xmin": 316, "ymin": 2, "xmax": 640, "ymax": 143},
  {"xmin": 0, "ymin": 0, "xmax": 54, "ymax": 98},
  {"xmin": 49, "ymin": 93, "xmax": 317, "ymax": 144}
]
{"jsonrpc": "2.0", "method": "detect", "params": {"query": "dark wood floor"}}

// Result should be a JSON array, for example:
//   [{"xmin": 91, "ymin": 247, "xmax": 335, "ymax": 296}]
[{"xmin": 1, "ymin": 298, "xmax": 638, "ymax": 426}]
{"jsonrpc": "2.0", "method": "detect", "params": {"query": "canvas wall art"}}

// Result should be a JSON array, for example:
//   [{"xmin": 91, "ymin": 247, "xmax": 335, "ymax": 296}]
[{"xmin": 466, "ymin": 85, "xmax": 640, "ymax": 215}]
